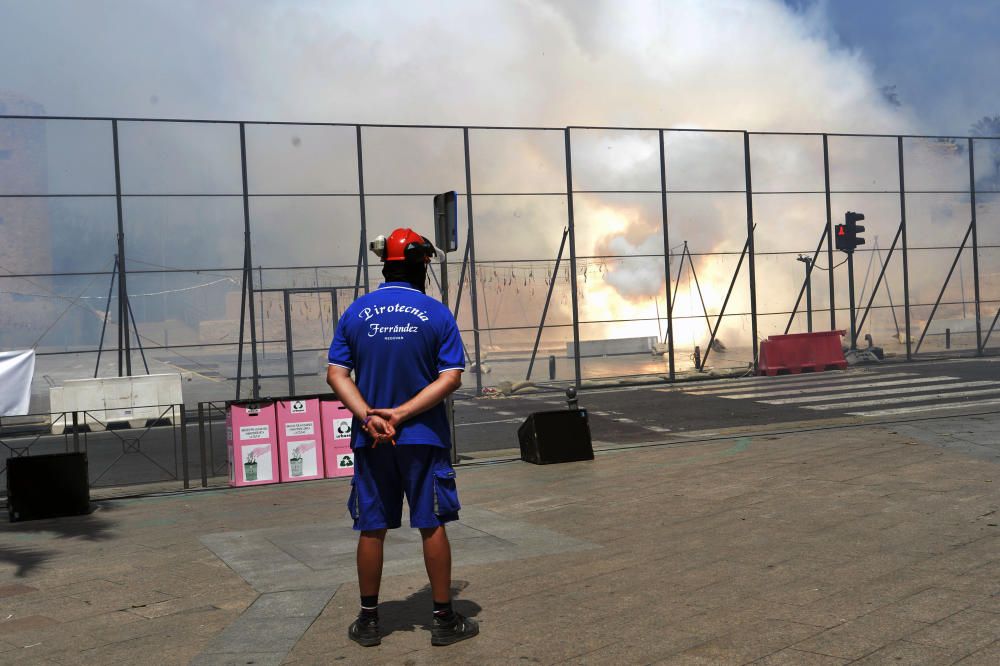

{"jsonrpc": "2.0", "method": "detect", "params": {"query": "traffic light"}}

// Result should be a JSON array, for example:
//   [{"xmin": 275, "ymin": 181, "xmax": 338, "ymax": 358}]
[{"xmin": 835, "ymin": 211, "xmax": 866, "ymax": 253}]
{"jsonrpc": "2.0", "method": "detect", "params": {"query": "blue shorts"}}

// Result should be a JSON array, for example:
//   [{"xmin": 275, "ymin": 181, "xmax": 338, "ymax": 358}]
[{"xmin": 347, "ymin": 445, "xmax": 460, "ymax": 531}]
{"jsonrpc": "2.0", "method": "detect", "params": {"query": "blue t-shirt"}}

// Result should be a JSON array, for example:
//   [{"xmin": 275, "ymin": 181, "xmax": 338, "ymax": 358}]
[{"xmin": 328, "ymin": 282, "xmax": 465, "ymax": 449}]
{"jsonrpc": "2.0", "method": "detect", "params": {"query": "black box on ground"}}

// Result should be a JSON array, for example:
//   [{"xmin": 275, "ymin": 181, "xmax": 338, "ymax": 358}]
[
  {"xmin": 7, "ymin": 452, "xmax": 90, "ymax": 522},
  {"xmin": 517, "ymin": 409, "xmax": 594, "ymax": 465}
]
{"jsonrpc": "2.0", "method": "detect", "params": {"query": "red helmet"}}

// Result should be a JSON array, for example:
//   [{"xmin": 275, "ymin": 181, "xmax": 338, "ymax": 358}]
[{"xmin": 382, "ymin": 228, "xmax": 436, "ymax": 263}]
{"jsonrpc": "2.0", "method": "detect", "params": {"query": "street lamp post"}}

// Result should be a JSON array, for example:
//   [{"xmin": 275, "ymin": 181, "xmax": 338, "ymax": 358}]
[{"xmin": 797, "ymin": 255, "xmax": 813, "ymax": 333}]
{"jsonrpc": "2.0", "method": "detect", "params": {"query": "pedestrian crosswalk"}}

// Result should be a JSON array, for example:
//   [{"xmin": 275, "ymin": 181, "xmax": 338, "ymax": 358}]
[{"xmin": 662, "ymin": 370, "xmax": 1000, "ymax": 418}]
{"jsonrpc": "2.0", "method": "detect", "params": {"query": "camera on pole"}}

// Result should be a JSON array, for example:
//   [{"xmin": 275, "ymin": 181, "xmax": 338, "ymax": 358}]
[
  {"xmin": 835, "ymin": 211, "xmax": 866, "ymax": 253},
  {"xmin": 433, "ymin": 191, "xmax": 458, "ymax": 253}
]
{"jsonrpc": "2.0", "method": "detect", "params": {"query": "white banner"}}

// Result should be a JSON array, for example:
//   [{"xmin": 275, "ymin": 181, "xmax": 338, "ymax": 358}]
[{"xmin": 0, "ymin": 350, "xmax": 35, "ymax": 416}]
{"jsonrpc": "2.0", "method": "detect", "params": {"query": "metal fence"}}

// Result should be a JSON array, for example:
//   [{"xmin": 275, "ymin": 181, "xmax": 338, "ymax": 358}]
[
  {"xmin": 3, "ymin": 114, "xmax": 1000, "ymax": 407},
  {"xmin": 0, "ymin": 404, "xmax": 196, "ymax": 493}
]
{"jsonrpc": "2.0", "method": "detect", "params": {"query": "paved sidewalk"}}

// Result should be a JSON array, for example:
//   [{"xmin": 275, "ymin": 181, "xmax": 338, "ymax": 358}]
[{"xmin": 2, "ymin": 420, "xmax": 1000, "ymax": 664}]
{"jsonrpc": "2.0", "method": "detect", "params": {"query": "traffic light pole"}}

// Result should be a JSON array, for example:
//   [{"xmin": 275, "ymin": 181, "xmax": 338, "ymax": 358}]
[{"xmin": 847, "ymin": 250, "xmax": 857, "ymax": 350}]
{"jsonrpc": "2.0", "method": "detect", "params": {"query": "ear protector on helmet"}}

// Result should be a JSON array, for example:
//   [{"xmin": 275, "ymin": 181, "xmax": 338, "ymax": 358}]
[{"xmin": 370, "ymin": 228, "xmax": 437, "ymax": 263}]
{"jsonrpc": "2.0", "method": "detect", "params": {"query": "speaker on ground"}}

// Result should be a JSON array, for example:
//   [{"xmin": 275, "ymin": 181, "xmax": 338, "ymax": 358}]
[
  {"xmin": 7, "ymin": 452, "xmax": 90, "ymax": 522},
  {"xmin": 517, "ymin": 409, "xmax": 594, "ymax": 465}
]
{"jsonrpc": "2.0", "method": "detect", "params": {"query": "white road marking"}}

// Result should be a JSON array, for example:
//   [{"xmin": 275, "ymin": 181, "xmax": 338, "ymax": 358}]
[
  {"xmin": 667, "ymin": 369, "xmax": 896, "ymax": 391},
  {"xmin": 675, "ymin": 372, "xmax": 915, "ymax": 395},
  {"xmin": 805, "ymin": 385, "xmax": 1000, "ymax": 410},
  {"xmin": 456, "ymin": 417, "xmax": 523, "ymax": 427},
  {"xmin": 760, "ymin": 380, "xmax": 998, "ymax": 405},
  {"xmin": 719, "ymin": 376, "xmax": 955, "ymax": 400},
  {"xmin": 848, "ymin": 396, "xmax": 1000, "ymax": 417}
]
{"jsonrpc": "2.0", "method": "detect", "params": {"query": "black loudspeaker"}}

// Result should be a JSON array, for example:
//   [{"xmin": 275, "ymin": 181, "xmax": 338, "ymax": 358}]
[
  {"xmin": 7, "ymin": 452, "xmax": 90, "ymax": 522},
  {"xmin": 517, "ymin": 409, "xmax": 594, "ymax": 465}
]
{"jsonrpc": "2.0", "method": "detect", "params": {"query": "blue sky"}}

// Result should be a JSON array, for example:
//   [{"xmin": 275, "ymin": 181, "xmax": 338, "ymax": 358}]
[
  {"xmin": 797, "ymin": 0, "xmax": 1000, "ymax": 134},
  {"xmin": 1, "ymin": 1, "xmax": 998, "ymax": 134}
]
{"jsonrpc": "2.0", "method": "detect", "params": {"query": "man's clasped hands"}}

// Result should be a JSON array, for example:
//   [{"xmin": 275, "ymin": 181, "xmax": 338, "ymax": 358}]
[{"xmin": 362, "ymin": 407, "xmax": 406, "ymax": 446}]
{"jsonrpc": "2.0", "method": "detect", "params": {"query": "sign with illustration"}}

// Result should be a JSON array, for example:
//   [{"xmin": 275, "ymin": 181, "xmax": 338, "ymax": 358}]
[
  {"xmin": 287, "ymin": 440, "xmax": 318, "ymax": 478},
  {"xmin": 227, "ymin": 400, "xmax": 279, "ymax": 487},
  {"xmin": 241, "ymin": 444, "xmax": 274, "ymax": 482},
  {"xmin": 334, "ymin": 418, "xmax": 352, "ymax": 440}
]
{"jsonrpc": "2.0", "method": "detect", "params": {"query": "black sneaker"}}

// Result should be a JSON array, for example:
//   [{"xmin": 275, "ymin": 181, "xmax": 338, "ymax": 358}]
[
  {"xmin": 431, "ymin": 612, "xmax": 479, "ymax": 646},
  {"xmin": 348, "ymin": 615, "xmax": 381, "ymax": 647}
]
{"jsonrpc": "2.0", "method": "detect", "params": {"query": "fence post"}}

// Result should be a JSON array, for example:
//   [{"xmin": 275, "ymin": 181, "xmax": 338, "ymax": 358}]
[
  {"xmin": 111, "ymin": 119, "xmax": 132, "ymax": 377},
  {"xmin": 743, "ymin": 132, "xmax": 759, "ymax": 369},
  {"xmin": 462, "ymin": 127, "xmax": 484, "ymax": 395},
  {"xmin": 71, "ymin": 412, "xmax": 80, "ymax": 452},
  {"xmin": 898, "ymin": 136, "xmax": 913, "ymax": 360},
  {"xmin": 659, "ymin": 129, "xmax": 676, "ymax": 381},
  {"xmin": 564, "ymin": 128, "xmax": 582, "ymax": 388},
  {"xmin": 969, "ymin": 138, "xmax": 984, "ymax": 354},
  {"xmin": 239, "ymin": 123, "xmax": 261, "ymax": 398},
  {"xmin": 198, "ymin": 402, "xmax": 208, "ymax": 487},
  {"xmin": 823, "ymin": 134, "xmax": 836, "ymax": 330},
  {"xmin": 179, "ymin": 405, "xmax": 190, "ymax": 490}
]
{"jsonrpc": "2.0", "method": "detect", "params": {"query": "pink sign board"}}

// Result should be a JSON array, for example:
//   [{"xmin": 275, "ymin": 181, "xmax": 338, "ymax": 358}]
[
  {"xmin": 275, "ymin": 398, "xmax": 325, "ymax": 482},
  {"xmin": 320, "ymin": 398, "xmax": 356, "ymax": 478},
  {"xmin": 227, "ymin": 401, "xmax": 280, "ymax": 487}
]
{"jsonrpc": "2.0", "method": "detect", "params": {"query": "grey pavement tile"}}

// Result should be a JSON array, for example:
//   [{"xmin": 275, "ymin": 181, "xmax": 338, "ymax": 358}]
[
  {"xmin": 69, "ymin": 632, "xmax": 206, "ymax": 665},
  {"xmin": 882, "ymin": 587, "xmax": 976, "ymax": 624},
  {"xmin": 906, "ymin": 609, "xmax": 1000, "ymax": 653},
  {"xmin": 0, "ymin": 583, "xmax": 37, "ymax": 598},
  {"xmin": 190, "ymin": 651, "xmax": 286, "ymax": 666},
  {"xmin": 200, "ymin": 506, "xmax": 597, "ymax": 594},
  {"xmin": 747, "ymin": 648, "xmax": 848, "ymax": 664},
  {"xmin": 971, "ymin": 592, "xmax": 1000, "ymax": 614},
  {"xmin": 0, "ymin": 614, "xmax": 60, "ymax": 636},
  {"xmin": 199, "ymin": 616, "xmax": 315, "ymax": 656},
  {"xmin": 240, "ymin": 588, "xmax": 336, "ymax": 619},
  {"xmin": 954, "ymin": 640, "xmax": 1000, "ymax": 665},
  {"xmin": 850, "ymin": 639, "xmax": 966, "ymax": 665},
  {"xmin": 664, "ymin": 618, "xmax": 825, "ymax": 665},
  {"xmin": 565, "ymin": 629, "xmax": 705, "ymax": 664},
  {"xmin": 790, "ymin": 608, "xmax": 929, "ymax": 660}
]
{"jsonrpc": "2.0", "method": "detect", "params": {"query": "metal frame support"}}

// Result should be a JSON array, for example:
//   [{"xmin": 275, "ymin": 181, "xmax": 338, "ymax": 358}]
[
  {"xmin": 283, "ymin": 291, "xmax": 295, "ymax": 395},
  {"xmin": 462, "ymin": 128, "xmax": 484, "ymax": 395},
  {"xmin": 700, "ymin": 227, "xmax": 754, "ymax": 370},
  {"xmin": 970, "ymin": 138, "xmax": 984, "ymax": 354},
  {"xmin": 356, "ymin": 125, "xmax": 370, "ymax": 294},
  {"xmin": 111, "ymin": 119, "xmax": 132, "ymax": 377},
  {"xmin": 526, "ymin": 227, "xmax": 569, "ymax": 381},
  {"xmin": 914, "ymin": 220, "xmax": 975, "ymax": 354},
  {"xmin": 823, "ymin": 134, "xmax": 836, "ymax": 330},
  {"xmin": 855, "ymin": 221, "xmax": 903, "ymax": 334},
  {"xmin": 95, "ymin": 254, "xmax": 118, "ymax": 378},
  {"xmin": 743, "ymin": 132, "xmax": 759, "ymax": 369},
  {"xmin": 564, "ymin": 128, "xmax": 582, "ymax": 388},
  {"xmin": 898, "ymin": 136, "xmax": 913, "ymax": 360},
  {"xmin": 239, "ymin": 123, "xmax": 261, "ymax": 399},
  {"xmin": 658, "ymin": 130, "xmax": 676, "ymax": 381}
]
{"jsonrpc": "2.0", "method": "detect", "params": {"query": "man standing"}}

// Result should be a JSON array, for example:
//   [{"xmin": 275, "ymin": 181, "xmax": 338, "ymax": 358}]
[{"xmin": 326, "ymin": 227, "xmax": 479, "ymax": 648}]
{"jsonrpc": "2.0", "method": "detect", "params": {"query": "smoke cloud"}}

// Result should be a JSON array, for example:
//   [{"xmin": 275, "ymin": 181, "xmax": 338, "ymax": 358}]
[{"xmin": 5, "ymin": 0, "xmax": 978, "ymax": 358}]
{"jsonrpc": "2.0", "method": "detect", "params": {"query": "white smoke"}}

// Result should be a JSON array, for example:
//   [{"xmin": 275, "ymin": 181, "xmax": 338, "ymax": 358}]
[{"xmin": 4, "ymin": 0, "xmax": 964, "ymax": 353}]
